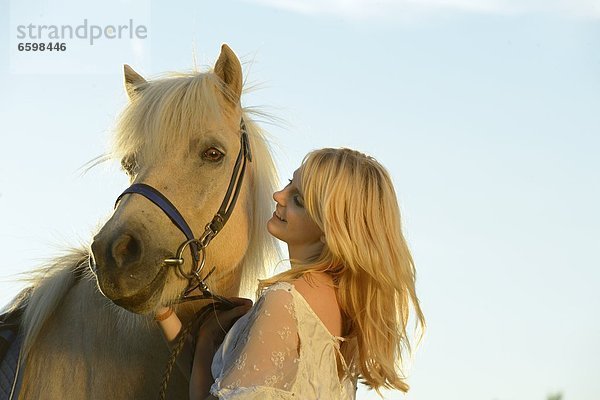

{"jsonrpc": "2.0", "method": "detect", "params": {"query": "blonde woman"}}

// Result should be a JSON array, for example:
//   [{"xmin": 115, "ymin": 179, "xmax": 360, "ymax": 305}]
[{"xmin": 158, "ymin": 148, "xmax": 425, "ymax": 399}]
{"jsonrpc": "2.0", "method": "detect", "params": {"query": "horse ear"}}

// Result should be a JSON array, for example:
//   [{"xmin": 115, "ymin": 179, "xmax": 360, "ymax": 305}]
[
  {"xmin": 214, "ymin": 44, "xmax": 243, "ymax": 104},
  {"xmin": 124, "ymin": 64, "xmax": 147, "ymax": 100}
]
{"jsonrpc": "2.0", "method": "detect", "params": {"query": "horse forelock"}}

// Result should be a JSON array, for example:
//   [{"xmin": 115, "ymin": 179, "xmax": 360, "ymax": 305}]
[{"xmin": 113, "ymin": 70, "xmax": 225, "ymax": 162}]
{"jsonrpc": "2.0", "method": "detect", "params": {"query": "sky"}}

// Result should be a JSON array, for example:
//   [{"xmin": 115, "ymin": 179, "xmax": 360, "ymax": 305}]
[{"xmin": 1, "ymin": 1, "xmax": 599, "ymax": 399}]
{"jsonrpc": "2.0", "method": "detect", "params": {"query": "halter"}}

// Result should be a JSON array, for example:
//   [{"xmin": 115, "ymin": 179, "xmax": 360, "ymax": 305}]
[{"xmin": 114, "ymin": 118, "xmax": 252, "ymax": 305}]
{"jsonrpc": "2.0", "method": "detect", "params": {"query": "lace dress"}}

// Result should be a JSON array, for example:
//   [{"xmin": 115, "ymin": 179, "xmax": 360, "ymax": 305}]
[{"xmin": 210, "ymin": 282, "xmax": 357, "ymax": 399}]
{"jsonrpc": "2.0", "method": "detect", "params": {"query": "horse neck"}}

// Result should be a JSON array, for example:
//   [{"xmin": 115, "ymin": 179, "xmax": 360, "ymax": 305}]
[{"xmin": 21, "ymin": 272, "xmax": 184, "ymax": 399}]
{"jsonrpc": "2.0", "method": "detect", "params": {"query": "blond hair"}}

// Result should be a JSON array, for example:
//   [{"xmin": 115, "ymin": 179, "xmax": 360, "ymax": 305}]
[{"xmin": 259, "ymin": 148, "xmax": 425, "ymax": 393}]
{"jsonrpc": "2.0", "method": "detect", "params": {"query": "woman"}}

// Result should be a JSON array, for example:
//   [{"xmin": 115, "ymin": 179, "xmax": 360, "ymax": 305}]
[{"xmin": 157, "ymin": 148, "xmax": 425, "ymax": 399}]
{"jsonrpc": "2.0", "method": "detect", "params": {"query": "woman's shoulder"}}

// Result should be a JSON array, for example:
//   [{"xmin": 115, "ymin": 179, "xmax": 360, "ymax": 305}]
[
  {"xmin": 289, "ymin": 272, "xmax": 333, "ymax": 299},
  {"xmin": 257, "ymin": 273, "xmax": 343, "ymax": 337},
  {"xmin": 288, "ymin": 273, "xmax": 343, "ymax": 338},
  {"xmin": 251, "ymin": 282, "xmax": 296, "ymax": 322}
]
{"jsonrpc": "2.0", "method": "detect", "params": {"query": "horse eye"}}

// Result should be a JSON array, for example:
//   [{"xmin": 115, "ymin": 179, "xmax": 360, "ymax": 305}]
[{"xmin": 203, "ymin": 147, "xmax": 224, "ymax": 162}]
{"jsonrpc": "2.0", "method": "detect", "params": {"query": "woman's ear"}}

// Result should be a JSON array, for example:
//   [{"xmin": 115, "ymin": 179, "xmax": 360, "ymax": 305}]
[{"xmin": 320, "ymin": 235, "xmax": 326, "ymax": 244}]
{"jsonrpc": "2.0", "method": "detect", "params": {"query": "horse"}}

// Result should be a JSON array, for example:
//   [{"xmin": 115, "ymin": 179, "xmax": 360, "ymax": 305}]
[{"xmin": 0, "ymin": 44, "xmax": 280, "ymax": 399}]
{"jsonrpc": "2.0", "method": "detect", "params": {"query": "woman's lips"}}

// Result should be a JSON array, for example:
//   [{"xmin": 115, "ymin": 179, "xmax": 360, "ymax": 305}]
[{"xmin": 273, "ymin": 211, "xmax": 286, "ymax": 222}]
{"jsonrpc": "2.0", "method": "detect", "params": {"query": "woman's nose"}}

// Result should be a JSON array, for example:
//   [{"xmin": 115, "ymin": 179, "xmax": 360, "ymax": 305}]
[{"xmin": 273, "ymin": 189, "xmax": 284, "ymax": 204}]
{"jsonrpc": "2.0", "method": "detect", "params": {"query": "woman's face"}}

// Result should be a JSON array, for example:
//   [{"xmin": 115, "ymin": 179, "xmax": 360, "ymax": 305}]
[{"xmin": 267, "ymin": 168, "xmax": 323, "ymax": 253}]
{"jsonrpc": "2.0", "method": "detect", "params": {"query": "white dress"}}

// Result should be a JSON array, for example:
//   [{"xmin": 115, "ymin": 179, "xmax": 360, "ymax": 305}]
[{"xmin": 210, "ymin": 282, "xmax": 357, "ymax": 399}]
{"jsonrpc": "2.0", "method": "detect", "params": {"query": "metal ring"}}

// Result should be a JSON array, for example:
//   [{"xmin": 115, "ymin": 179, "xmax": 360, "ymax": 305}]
[{"xmin": 164, "ymin": 238, "xmax": 206, "ymax": 280}]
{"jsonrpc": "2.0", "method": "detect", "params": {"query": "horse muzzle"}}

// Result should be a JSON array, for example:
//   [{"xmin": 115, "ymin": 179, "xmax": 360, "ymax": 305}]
[{"xmin": 90, "ymin": 228, "xmax": 170, "ymax": 312}]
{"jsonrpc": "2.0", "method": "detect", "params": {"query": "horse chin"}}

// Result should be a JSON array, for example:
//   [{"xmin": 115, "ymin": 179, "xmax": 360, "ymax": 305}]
[{"xmin": 108, "ymin": 266, "xmax": 169, "ymax": 314}]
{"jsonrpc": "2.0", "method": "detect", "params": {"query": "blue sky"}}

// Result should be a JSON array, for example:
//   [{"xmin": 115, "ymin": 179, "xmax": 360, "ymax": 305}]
[{"xmin": 1, "ymin": 1, "xmax": 599, "ymax": 399}]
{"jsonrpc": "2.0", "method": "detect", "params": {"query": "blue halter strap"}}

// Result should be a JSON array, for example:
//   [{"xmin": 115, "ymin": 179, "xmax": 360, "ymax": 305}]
[{"xmin": 115, "ymin": 183, "xmax": 200, "ymax": 261}]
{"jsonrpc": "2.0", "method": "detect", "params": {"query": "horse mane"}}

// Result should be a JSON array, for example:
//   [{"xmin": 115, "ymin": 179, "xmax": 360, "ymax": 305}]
[
  {"xmin": 235, "ymin": 114, "xmax": 281, "ymax": 296},
  {"xmin": 19, "ymin": 247, "xmax": 90, "ymax": 358}
]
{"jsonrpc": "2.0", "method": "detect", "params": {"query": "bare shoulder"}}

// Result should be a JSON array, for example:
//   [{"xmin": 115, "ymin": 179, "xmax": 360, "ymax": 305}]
[
  {"xmin": 291, "ymin": 272, "xmax": 334, "ymax": 298},
  {"xmin": 291, "ymin": 272, "xmax": 342, "ymax": 337}
]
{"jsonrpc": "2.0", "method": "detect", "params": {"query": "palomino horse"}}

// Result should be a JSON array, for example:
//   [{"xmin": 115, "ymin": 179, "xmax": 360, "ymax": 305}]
[{"xmin": 1, "ymin": 44, "xmax": 279, "ymax": 399}]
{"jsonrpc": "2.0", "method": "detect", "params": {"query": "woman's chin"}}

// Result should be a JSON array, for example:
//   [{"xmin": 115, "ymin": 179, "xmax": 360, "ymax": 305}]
[{"xmin": 267, "ymin": 218, "xmax": 284, "ymax": 242}]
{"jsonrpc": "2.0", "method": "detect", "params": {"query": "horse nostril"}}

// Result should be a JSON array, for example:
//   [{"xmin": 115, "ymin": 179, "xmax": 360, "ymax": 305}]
[{"xmin": 111, "ymin": 233, "xmax": 142, "ymax": 268}]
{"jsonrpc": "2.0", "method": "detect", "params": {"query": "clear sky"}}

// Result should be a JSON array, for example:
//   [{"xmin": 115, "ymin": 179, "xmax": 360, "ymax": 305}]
[{"xmin": 1, "ymin": 1, "xmax": 599, "ymax": 399}]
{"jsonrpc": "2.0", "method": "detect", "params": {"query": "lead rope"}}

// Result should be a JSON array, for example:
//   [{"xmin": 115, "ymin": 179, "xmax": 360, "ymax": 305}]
[{"xmin": 158, "ymin": 315, "xmax": 196, "ymax": 400}]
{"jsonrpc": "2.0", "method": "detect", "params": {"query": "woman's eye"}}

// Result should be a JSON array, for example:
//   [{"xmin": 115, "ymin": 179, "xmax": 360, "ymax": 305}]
[
  {"xmin": 293, "ymin": 195, "xmax": 304, "ymax": 208},
  {"xmin": 203, "ymin": 147, "xmax": 224, "ymax": 162}
]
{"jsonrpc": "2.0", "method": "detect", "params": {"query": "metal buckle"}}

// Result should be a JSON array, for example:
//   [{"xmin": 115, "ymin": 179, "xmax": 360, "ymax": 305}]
[{"xmin": 199, "ymin": 222, "xmax": 218, "ymax": 248}]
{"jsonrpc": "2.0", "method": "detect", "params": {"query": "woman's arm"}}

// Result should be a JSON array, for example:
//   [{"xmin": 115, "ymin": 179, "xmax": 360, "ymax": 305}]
[
  {"xmin": 155, "ymin": 307, "xmax": 182, "ymax": 343},
  {"xmin": 154, "ymin": 306, "xmax": 196, "ymax": 382}
]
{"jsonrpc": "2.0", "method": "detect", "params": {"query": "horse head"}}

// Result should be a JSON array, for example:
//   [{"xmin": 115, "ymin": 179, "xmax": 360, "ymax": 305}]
[{"xmin": 90, "ymin": 45, "xmax": 279, "ymax": 314}]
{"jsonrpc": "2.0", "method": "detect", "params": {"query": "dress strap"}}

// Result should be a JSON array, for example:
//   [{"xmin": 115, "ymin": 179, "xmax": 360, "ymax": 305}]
[{"xmin": 332, "ymin": 337, "xmax": 349, "ymax": 373}]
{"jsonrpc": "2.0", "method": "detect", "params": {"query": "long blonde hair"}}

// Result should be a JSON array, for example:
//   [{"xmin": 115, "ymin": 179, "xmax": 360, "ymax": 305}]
[{"xmin": 260, "ymin": 148, "xmax": 425, "ymax": 393}]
